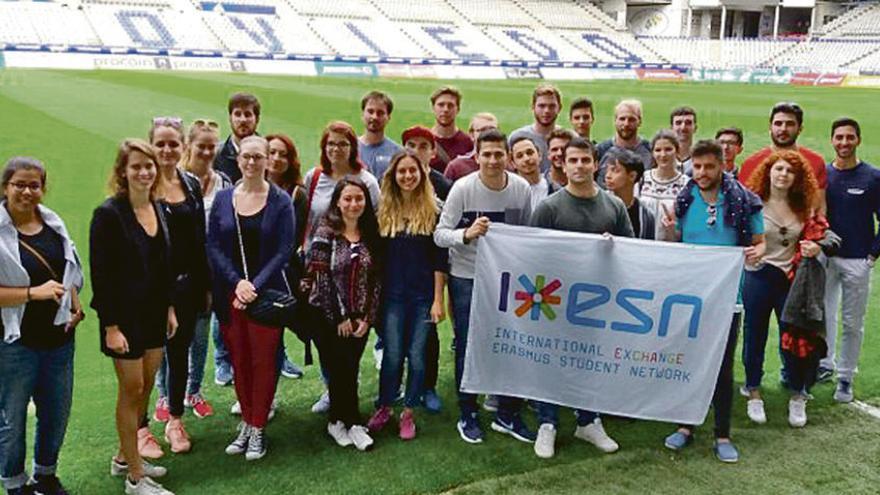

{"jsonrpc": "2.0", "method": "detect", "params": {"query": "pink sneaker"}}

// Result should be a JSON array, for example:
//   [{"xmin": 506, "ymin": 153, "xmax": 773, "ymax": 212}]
[
  {"xmin": 153, "ymin": 397, "xmax": 170, "ymax": 423},
  {"xmin": 137, "ymin": 427, "xmax": 164, "ymax": 459},
  {"xmin": 186, "ymin": 394, "xmax": 214, "ymax": 419},
  {"xmin": 165, "ymin": 419, "xmax": 192, "ymax": 453},
  {"xmin": 367, "ymin": 406, "xmax": 393, "ymax": 432},
  {"xmin": 399, "ymin": 410, "xmax": 416, "ymax": 440}
]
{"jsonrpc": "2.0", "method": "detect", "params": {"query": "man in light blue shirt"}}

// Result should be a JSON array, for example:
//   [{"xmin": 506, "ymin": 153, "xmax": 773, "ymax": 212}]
[
  {"xmin": 358, "ymin": 90, "xmax": 402, "ymax": 180},
  {"xmin": 659, "ymin": 139, "xmax": 765, "ymax": 464}
]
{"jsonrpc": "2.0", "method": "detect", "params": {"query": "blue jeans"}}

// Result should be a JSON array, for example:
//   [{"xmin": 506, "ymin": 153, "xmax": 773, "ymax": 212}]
[
  {"xmin": 186, "ymin": 311, "xmax": 214, "ymax": 396},
  {"xmin": 378, "ymin": 297, "xmax": 432, "ymax": 408},
  {"xmin": 742, "ymin": 264, "xmax": 790, "ymax": 390},
  {"xmin": 0, "ymin": 340, "xmax": 74, "ymax": 491},
  {"xmin": 536, "ymin": 403, "xmax": 598, "ymax": 427},
  {"xmin": 213, "ymin": 315, "xmax": 232, "ymax": 372},
  {"xmin": 449, "ymin": 275, "xmax": 522, "ymax": 420}
]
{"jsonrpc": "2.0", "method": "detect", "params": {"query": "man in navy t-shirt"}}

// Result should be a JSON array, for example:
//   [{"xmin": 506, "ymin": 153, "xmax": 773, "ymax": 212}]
[{"xmin": 820, "ymin": 118, "xmax": 880, "ymax": 403}]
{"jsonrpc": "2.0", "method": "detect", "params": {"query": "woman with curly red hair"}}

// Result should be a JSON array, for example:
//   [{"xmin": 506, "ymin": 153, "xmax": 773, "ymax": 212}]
[{"xmin": 741, "ymin": 150, "xmax": 823, "ymax": 427}]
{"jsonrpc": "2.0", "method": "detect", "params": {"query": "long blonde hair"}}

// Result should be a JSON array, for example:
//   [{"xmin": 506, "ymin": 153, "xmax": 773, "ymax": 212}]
[{"xmin": 378, "ymin": 151, "xmax": 438, "ymax": 238}]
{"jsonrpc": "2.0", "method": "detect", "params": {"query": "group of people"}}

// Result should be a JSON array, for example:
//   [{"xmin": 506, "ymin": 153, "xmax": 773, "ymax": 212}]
[{"xmin": 0, "ymin": 84, "xmax": 876, "ymax": 495}]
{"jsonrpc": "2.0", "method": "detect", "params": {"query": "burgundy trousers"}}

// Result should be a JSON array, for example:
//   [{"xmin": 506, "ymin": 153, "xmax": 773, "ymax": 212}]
[{"xmin": 221, "ymin": 304, "xmax": 282, "ymax": 428}]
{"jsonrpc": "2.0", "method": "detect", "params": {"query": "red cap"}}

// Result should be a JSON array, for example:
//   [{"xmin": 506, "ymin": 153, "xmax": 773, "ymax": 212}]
[{"xmin": 401, "ymin": 126, "xmax": 435, "ymax": 146}]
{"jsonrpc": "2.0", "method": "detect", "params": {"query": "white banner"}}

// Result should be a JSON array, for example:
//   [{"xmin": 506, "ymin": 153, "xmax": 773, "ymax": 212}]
[{"xmin": 461, "ymin": 224, "xmax": 743, "ymax": 424}]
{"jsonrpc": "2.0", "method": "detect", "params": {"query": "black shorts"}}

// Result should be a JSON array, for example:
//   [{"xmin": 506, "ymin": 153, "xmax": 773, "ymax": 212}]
[{"xmin": 100, "ymin": 315, "xmax": 166, "ymax": 360}]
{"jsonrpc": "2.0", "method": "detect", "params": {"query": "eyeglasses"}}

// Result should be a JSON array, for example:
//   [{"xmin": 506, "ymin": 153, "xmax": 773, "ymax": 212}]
[
  {"xmin": 239, "ymin": 153, "xmax": 267, "ymax": 162},
  {"xmin": 192, "ymin": 118, "xmax": 219, "ymax": 129},
  {"xmin": 8, "ymin": 181, "xmax": 42, "ymax": 192},
  {"xmin": 326, "ymin": 141, "xmax": 351, "ymax": 149},
  {"xmin": 152, "ymin": 116, "xmax": 183, "ymax": 128},
  {"xmin": 706, "ymin": 204, "xmax": 717, "ymax": 227}
]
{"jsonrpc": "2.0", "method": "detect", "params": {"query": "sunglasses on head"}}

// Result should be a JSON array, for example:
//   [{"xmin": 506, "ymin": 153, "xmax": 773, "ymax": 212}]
[
  {"xmin": 152, "ymin": 116, "xmax": 183, "ymax": 128},
  {"xmin": 192, "ymin": 118, "xmax": 219, "ymax": 129}
]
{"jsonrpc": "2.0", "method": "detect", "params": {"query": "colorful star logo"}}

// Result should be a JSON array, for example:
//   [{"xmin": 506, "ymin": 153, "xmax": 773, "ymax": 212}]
[{"xmin": 514, "ymin": 274, "xmax": 562, "ymax": 321}]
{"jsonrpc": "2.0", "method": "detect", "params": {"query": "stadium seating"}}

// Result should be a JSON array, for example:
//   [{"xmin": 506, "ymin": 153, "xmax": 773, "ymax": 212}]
[
  {"xmin": 445, "ymin": 0, "xmax": 534, "ymax": 27},
  {"xmin": 0, "ymin": 2, "xmax": 99, "ymax": 46},
  {"xmin": 772, "ymin": 38, "xmax": 880, "ymax": 71},
  {"xmin": 287, "ymin": 0, "xmax": 373, "ymax": 20},
  {"xmin": 373, "ymin": 0, "xmax": 458, "ymax": 24},
  {"xmin": 0, "ymin": 0, "xmax": 879, "ymax": 72},
  {"xmin": 822, "ymin": 2, "xmax": 880, "ymax": 37},
  {"xmin": 643, "ymin": 37, "xmax": 796, "ymax": 69}
]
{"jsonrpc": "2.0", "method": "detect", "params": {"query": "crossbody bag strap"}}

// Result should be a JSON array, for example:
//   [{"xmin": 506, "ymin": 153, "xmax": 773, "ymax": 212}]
[
  {"xmin": 19, "ymin": 238, "xmax": 60, "ymax": 281},
  {"xmin": 232, "ymin": 193, "xmax": 250, "ymax": 282},
  {"xmin": 234, "ymin": 193, "xmax": 293, "ymax": 296}
]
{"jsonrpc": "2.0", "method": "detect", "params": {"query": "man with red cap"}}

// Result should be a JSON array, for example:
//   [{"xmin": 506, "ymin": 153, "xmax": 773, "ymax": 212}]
[{"xmin": 403, "ymin": 126, "xmax": 452, "ymax": 201}]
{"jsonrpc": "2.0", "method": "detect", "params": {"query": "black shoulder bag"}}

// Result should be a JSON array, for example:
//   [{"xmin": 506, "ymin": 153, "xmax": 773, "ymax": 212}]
[{"xmin": 233, "ymin": 196, "xmax": 298, "ymax": 328}]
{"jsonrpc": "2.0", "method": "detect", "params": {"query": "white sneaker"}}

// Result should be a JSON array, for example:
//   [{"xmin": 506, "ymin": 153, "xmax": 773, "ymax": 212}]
[
  {"xmin": 327, "ymin": 421, "xmax": 352, "ymax": 447},
  {"xmin": 788, "ymin": 396, "xmax": 807, "ymax": 428},
  {"xmin": 534, "ymin": 423, "xmax": 556, "ymax": 459},
  {"xmin": 268, "ymin": 399, "xmax": 277, "ymax": 421},
  {"xmin": 746, "ymin": 399, "xmax": 767, "ymax": 424},
  {"xmin": 311, "ymin": 391, "xmax": 331, "ymax": 414},
  {"xmin": 245, "ymin": 427, "xmax": 267, "ymax": 461},
  {"xmin": 225, "ymin": 422, "xmax": 251, "ymax": 455},
  {"xmin": 124, "ymin": 476, "xmax": 174, "ymax": 495},
  {"xmin": 348, "ymin": 425, "xmax": 374, "ymax": 451},
  {"xmin": 738, "ymin": 386, "xmax": 751, "ymax": 398},
  {"xmin": 111, "ymin": 458, "xmax": 167, "ymax": 478},
  {"xmin": 373, "ymin": 347, "xmax": 383, "ymax": 371},
  {"xmin": 574, "ymin": 419, "xmax": 619, "ymax": 453}
]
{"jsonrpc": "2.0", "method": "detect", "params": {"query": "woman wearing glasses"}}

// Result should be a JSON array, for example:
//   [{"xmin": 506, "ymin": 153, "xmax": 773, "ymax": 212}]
[
  {"xmin": 207, "ymin": 136, "xmax": 295, "ymax": 461},
  {"xmin": 742, "ymin": 150, "xmax": 824, "ymax": 427},
  {"xmin": 0, "ymin": 158, "xmax": 84, "ymax": 495},
  {"xmin": 148, "ymin": 117, "xmax": 211, "ymax": 455},
  {"xmin": 90, "ymin": 139, "xmax": 176, "ymax": 495},
  {"xmin": 306, "ymin": 178, "xmax": 382, "ymax": 451},
  {"xmin": 302, "ymin": 121, "xmax": 380, "ymax": 414},
  {"xmin": 178, "ymin": 119, "xmax": 233, "ymax": 419}
]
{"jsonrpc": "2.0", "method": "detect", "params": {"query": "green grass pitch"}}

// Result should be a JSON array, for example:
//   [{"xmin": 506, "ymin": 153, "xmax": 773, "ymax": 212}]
[{"xmin": 1, "ymin": 69, "xmax": 879, "ymax": 494}]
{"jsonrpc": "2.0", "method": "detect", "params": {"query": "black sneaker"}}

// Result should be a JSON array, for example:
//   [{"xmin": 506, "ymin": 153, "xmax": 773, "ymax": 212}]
[
  {"xmin": 245, "ymin": 427, "xmax": 267, "ymax": 461},
  {"xmin": 31, "ymin": 474, "xmax": 68, "ymax": 495},
  {"xmin": 816, "ymin": 366, "xmax": 834, "ymax": 383}
]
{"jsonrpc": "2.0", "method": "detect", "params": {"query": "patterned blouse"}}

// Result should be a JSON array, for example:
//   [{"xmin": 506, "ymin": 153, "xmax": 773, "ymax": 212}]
[
  {"xmin": 638, "ymin": 168, "xmax": 690, "ymax": 241},
  {"xmin": 306, "ymin": 222, "xmax": 381, "ymax": 326}
]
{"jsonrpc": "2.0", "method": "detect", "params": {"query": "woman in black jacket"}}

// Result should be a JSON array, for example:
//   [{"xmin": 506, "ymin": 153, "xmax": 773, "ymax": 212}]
[
  {"xmin": 148, "ymin": 117, "xmax": 211, "ymax": 454},
  {"xmin": 90, "ymin": 139, "xmax": 176, "ymax": 495}
]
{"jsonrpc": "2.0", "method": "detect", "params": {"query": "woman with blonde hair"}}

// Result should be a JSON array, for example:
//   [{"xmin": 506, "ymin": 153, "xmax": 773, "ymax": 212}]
[
  {"xmin": 367, "ymin": 151, "xmax": 446, "ymax": 440},
  {"xmin": 90, "ymin": 139, "xmax": 176, "ymax": 495},
  {"xmin": 177, "ymin": 119, "xmax": 233, "ymax": 415}
]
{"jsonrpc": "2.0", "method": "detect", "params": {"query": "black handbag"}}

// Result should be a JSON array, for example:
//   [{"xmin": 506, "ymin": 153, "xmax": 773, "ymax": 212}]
[{"xmin": 234, "ymin": 196, "xmax": 298, "ymax": 328}]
